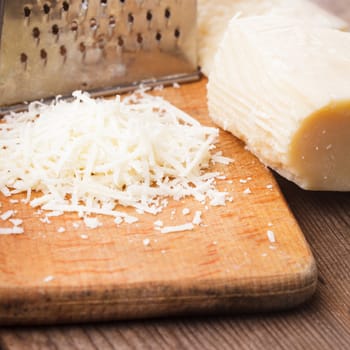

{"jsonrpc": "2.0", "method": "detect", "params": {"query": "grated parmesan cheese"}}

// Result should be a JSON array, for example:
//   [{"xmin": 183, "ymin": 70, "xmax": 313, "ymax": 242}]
[
  {"xmin": 9, "ymin": 218, "xmax": 23, "ymax": 226},
  {"xmin": 267, "ymin": 230, "xmax": 276, "ymax": 243},
  {"xmin": 143, "ymin": 238, "xmax": 151, "ymax": 246},
  {"xmin": 0, "ymin": 91, "xmax": 230, "ymax": 225},
  {"xmin": 0, "ymin": 210, "xmax": 14, "ymax": 221},
  {"xmin": 0, "ymin": 226, "xmax": 24, "ymax": 235},
  {"xmin": 192, "ymin": 210, "xmax": 202, "ymax": 225}
]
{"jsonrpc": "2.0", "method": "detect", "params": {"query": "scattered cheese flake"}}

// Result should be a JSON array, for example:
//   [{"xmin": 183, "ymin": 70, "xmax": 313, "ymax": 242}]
[
  {"xmin": 9, "ymin": 199, "xmax": 19, "ymax": 204},
  {"xmin": 243, "ymin": 188, "xmax": 252, "ymax": 194},
  {"xmin": 114, "ymin": 217, "xmax": 123, "ymax": 225},
  {"xmin": 0, "ymin": 210, "xmax": 14, "ymax": 221},
  {"xmin": 211, "ymin": 152, "xmax": 234, "ymax": 165},
  {"xmin": 153, "ymin": 84, "xmax": 164, "ymax": 91},
  {"xmin": 0, "ymin": 187, "xmax": 11, "ymax": 197},
  {"xmin": 239, "ymin": 179, "xmax": 248, "ymax": 184},
  {"xmin": 143, "ymin": 238, "xmax": 151, "ymax": 246},
  {"xmin": 192, "ymin": 210, "xmax": 202, "ymax": 225},
  {"xmin": 80, "ymin": 234, "xmax": 89, "ymax": 239},
  {"xmin": 209, "ymin": 192, "xmax": 227, "ymax": 206},
  {"xmin": 43, "ymin": 275, "xmax": 54, "ymax": 283},
  {"xmin": 0, "ymin": 226, "xmax": 24, "ymax": 235},
  {"xmin": 182, "ymin": 208, "xmax": 190, "ymax": 216},
  {"xmin": 83, "ymin": 217, "xmax": 102, "ymax": 229},
  {"xmin": 170, "ymin": 209, "xmax": 176, "ymax": 220},
  {"xmin": 268, "ymin": 222, "xmax": 273, "ymax": 227},
  {"xmin": 57, "ymin": 227, "xmax": 66, "ymax": 233},
  {"xmin": 46, "ymin": 211, "xmax": 64, "ymax": 217},
  {"xmin": 72, "ymin": 222, "xmax": 80, "ymax": 229},
  {"xmin": 124, "ymin": 216, "xmax": 139, "ymax": 224},
  {"xmin": 9, "ymin": 218, "xmax": 23, "ymax": 226},
  {"xmin": 154, "ymin": 220, "xmax": 163, "ymax": 227},
  {"xmin": 39, "ymin": 216, "xmax": 51, "ymax": 224},
  {"xmin": 267, "ymin": 230, "xmax": 276, "ymax": 243},
  {"xmin": 160, "ymin": 223, "xmax": 194, "ymax": 234},
  {"xmin": 266, "ymin": 184, "xmax": 273, "ymax": 189},
  {"xmin": 172, "ymin": 82, "xmax": 180, "ymax": 88}
]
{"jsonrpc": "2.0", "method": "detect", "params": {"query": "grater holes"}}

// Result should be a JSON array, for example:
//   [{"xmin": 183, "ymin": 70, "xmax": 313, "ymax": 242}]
[
  {"xmin": 128, "ymin": 13, "xmax": 134, "ymax": 24},
  {"xmin": 43, "ymin": 3, "xmax": 51, "ymax": 14},
  {"xmin": 164, "ymin": 8, "xmax": 171, "ymax": 19},
  {"xmin": 52, "ymin": 24, "xmax": 59, "ymax": 35},
  {"xmin": 60, "ymin": 45, "xmax": 67, "ymax": 56},
  {"xmin": 90, "ymin": 18, "xmax": 98, "ymax": 30},
  {"xmin": 155, "ymin": 32, "xmax": 162, "ymax": 42},
  {"xmin": 71, "ymin": 20, "xmax": 78, "ymax": 31},
  {"xmin": 40, "ymin": 49, "xmax": 48, "ymax": 60},
  {"xmin": 97, "ymin": 34, "xmax": 106, "ymax": 49},
  {"xmin": 32, "ymin": 27, "xmax": 40, "ymax": 39},
  {"xmin": 20, "ymin": 53, "xmax": 28, "ymax": 64},
  {"xmin": 100, "ymin": 0, "xmax": 108, "ymax": 6},
  {"xmin": 146, "ymin": 10, "xmax": 152, "ymax": 21},
  {"xmin": 174, "ymin": 28, "xmax": 180, "ymax": 38},
  {"xmin": 109, "ymin": 15, "xmax": 116, "ymax": 27},
  {"xmin": 81, "ymin": 0, "xmax": 89, "ymax": 11},
  {"xmin": 23, "ymin": 6, "xmax": 31, "ymax": 18},
  {"xmin": 117, "ymin": 36, "xmax": 124, "ymax": 47},
  {"xmin": 79, "ymin": 42, "xmax": 86, "ymax": 53},
  {"xmin": 136, "ymin": 33, "xmax": 143, "ymax": 45},
  {"xmin": 62, "ymin": 1, "xmax": 70, "ymax": 12}
]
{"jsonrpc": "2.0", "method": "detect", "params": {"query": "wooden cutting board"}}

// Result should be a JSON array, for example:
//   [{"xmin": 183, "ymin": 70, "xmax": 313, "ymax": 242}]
[{"xmin": 0, "ymin": 79, "xmax": 317, "ymax": 325}]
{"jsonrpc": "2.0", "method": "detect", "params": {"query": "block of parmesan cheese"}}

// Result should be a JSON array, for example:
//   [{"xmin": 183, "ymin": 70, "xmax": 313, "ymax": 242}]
[
  {"xmin": 207, "ymin": 15, "xmax": 350, "ymax": 191},
  {"xmin": 198, "ymin": 0, "xmax": 348, "ymax": 76}
]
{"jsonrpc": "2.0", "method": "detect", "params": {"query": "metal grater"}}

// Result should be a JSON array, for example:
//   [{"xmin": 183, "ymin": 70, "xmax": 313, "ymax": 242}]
[{"xmin": 0, "ymin": 0, "xmax": 199, "ymax": 113}]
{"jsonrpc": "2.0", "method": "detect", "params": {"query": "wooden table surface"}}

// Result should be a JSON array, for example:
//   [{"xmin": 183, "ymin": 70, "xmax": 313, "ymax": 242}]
[{"xmin": 0, "ymin": 1, "xmax": 349, "ymax": 349}]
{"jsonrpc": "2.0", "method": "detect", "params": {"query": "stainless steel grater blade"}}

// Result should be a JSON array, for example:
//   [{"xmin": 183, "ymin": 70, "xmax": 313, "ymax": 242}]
[{"xmin": 0, "ymin": 0, "xmax": 199, "ymax": 113}]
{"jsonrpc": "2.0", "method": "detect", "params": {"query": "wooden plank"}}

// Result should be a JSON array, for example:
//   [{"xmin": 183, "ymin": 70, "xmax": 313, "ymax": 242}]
[{"xmin": 0, "ymin": 79, "xmax": 316, "ymax": 325}]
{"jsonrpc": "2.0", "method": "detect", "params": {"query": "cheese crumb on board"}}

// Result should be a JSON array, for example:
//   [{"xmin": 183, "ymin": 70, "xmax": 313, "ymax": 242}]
[
  {"xmin": 43, "ymin": 275, "xmax": 54, "ymax": 283},
  {"xmin": 182, "ymin": 208, "xmax": 190, "ymax": 216},
  {"xmin": 198, "ymin": 0, "xmax": 348, "ymax": 76},
  {"xmin": 192, "ymin": 211, "xmax": 202, "ymax": 225},
  {"xmin": 160, "ymin": 223, "xmax": 195, "ymax": 234},
  {"xmin": 0, "ymin": 227, "xmax": 24, "ymax": 235},
  {"xmin": 84, "ymin": 217, "xmax": 102, "ymax": 229},
  {"xmin": 143, "ymin": 238, "xmax": 151, "ymax": 246},
  {"xmin": 0, "ymin": 210, "xmax": 14, "ymax": 221},
  {"xmin": 9, "ymin": 219, "xmax": 23, "ymax": 226},
  {"xmin": 267, "ymin": 230, "xmax": 276, "ymax": 243},
  {"xmin": 208, "ymin": 15, "xmax": 350, "ymax": 191},
  {"xmin": 0, "ymin": 91, "xmax": 231, "ymax": 226}
]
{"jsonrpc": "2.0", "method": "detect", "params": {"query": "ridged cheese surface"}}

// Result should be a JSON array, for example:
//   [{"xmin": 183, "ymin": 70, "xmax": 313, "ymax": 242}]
[{"xmin": 198, "ymin": 0, "xmax": 348, "ymax": 76}]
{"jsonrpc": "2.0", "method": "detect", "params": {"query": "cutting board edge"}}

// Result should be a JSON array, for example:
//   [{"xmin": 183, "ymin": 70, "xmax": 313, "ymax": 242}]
[{"xmin": 0, "ymin": 255, "xmax": 317, "ymax": 325}]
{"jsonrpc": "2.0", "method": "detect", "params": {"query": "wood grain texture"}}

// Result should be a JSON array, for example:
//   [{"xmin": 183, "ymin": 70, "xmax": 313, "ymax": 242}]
[
  {"xmin": 0, "ymin": 79, "xmax": 316, "ymax": 325},
  {"xmin": 0, "ymin": 0, "xmax": 349, "ymax": 348}
]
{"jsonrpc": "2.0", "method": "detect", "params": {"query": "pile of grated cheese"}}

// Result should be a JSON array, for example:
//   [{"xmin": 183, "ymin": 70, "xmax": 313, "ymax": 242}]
[{"xmin": 0, "ymin": 90, "xmax": 232, "ymax": 229}]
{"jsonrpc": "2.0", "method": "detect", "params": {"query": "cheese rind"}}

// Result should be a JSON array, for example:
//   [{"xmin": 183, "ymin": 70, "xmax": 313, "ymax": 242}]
[
  {"xmin": 208, "ymin": 15, "xmax": 350, "ymax": 191},
  {"xmin": 198, "ymin": 0, "xmax": 348, "ymax": 76}
]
